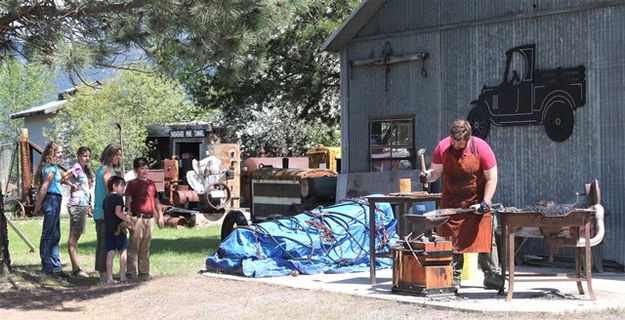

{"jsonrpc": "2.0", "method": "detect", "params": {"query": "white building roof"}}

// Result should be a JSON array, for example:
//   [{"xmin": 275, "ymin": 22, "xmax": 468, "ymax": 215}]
[{"xmin": 9, "ymin": 99, "xmax": 67, "ymax": 119}]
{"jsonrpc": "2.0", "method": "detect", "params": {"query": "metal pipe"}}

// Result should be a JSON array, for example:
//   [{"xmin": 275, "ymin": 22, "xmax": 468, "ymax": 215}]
[{"xmin": 576, "ymin": 204, "xmax": 604, "ymax": 248}]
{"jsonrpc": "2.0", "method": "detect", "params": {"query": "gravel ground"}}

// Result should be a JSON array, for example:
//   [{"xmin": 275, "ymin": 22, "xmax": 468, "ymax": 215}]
[{"xmin": 2, "ymin": 273, "xmax": 624, "ymax": 320}]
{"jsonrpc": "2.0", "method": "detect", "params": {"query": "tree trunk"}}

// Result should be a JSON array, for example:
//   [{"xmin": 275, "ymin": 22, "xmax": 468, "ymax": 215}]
[{"xmin": 0, "ymin": 186, "xmax": 11, "ymax": 275}]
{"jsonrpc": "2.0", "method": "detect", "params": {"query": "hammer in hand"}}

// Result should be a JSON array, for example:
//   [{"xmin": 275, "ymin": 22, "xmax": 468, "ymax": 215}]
[{"xmin": 417, "ymin": 148, "xmax": 429, "ymax": 191}]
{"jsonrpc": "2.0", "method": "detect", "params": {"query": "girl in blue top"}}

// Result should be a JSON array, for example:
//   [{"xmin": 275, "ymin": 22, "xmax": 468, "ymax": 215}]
[{"xmin": 34, "ymin": 142, "xmax": 66, "ymax": 276}]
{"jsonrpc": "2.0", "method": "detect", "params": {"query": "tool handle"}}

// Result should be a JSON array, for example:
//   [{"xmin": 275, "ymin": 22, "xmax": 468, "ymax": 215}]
[{"xmin": 419, "ymin": 153, "xmax": 427, "ymax": 173}]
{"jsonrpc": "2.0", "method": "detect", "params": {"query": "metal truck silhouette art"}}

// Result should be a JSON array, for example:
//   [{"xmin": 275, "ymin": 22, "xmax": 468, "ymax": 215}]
[{"xmin": 467, "ymin": 44, "xmax": 586, "ymax": 142}]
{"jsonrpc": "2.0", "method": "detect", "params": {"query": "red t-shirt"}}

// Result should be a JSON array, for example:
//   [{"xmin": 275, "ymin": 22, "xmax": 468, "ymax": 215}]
[
  {"xmin": 125, "ymin": 179, "xmax": 157, "ymax": 215},
  {"xmin": 431, "ymin": 136, "xmax": 497, "ymax": 170}
]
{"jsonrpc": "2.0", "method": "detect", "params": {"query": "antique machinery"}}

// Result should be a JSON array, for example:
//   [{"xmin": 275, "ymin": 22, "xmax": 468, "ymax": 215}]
[
  {"xmin": 250, "ymin": 167, "xmax": 337, "ymax": 222},
  {"xmin": 307, "ymin": 145, "xmax": 341, "ymax": 172},
  {"xmin": 3, "ymin": 129, "xmax": 66, "ymax": 217},
  {"xmin": 239, "ymin": 156, "xmax": 309, "ymax": 207},
  {"xmin": 169, "ymin": 144, "xmax": 240, "ymax": 212}
]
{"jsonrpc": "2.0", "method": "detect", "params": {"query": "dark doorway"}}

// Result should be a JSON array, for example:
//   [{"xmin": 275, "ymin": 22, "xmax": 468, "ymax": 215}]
[
  {"xmin": 177, "ymin": 142, "xmax": 200, "ymax": 182},
  {"xmin": 147, "ymin": 137, "xmax": 171, "ymax": 169}
]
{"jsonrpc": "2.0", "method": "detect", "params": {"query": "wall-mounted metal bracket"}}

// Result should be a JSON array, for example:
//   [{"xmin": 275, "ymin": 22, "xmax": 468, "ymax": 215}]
[{"xmin": 350, "ymin": 41, "xmax": 429, "ymax": 91}]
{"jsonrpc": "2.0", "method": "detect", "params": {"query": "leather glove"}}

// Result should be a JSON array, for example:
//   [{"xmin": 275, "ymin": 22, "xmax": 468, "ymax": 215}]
[
  {"xmin": 419, "ymin": 169, "xmax": 432, "ymax": 184},
  {"xmin": 470, "ymin": 201, "xmax": 491, "ymax": 214}
]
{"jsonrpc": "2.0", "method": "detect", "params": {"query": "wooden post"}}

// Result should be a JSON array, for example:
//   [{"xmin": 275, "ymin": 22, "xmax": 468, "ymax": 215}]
[
  {"xmin": 0, "ymin": 184, "xmax": 11, "ymax": 274},
  {"xmin": 19, "ymin": 129, "xmax": 32, "ymax": 206}
]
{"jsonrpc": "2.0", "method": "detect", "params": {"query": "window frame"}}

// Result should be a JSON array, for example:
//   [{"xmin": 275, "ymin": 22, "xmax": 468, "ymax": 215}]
[{"xmin": 368, "ymin": 115, "xmax": 416, "ymax": 172}]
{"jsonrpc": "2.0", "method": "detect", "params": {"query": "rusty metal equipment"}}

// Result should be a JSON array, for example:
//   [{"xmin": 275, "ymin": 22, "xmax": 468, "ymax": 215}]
[
  {"xmin": 499, "ymin": 179, "xmax": 604, "ymax": 301},
  {"xmin": 307, "ymin": 145, "xmax": 341, "ymax": 172},
  {"xmin": 4, "ymin": 128, "xmax": 66, "ymax": 217},
  {"xmin": 391, "ymin": 212, "xmax": 456, "ymax": 296},
  {"xmin": 161, "ymin": 158, "xmax": 180, "ymax": 205},
  {"xmin": 240, "ymin": 157, "xmax": 309, "ymax": 207},
  {"xmin": 250, "ymin": 167, "xmax": 337, "ymax": 222},
  {"xmin": 165, "ymin": 143, "xmax": 241, "ymax": 213},
  {"xmin": 172, "ymin": 188, "xmax": 200, "ymax": 208},
  {"xmin": 366, "ymin": 193, "xmax": 442, "ymax": 285}
]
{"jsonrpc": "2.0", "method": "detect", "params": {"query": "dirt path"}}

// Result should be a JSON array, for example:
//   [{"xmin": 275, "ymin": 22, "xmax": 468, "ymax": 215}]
[{"xmin": 1, "ymin": 273, "xmax": 622, "ymax": 320}]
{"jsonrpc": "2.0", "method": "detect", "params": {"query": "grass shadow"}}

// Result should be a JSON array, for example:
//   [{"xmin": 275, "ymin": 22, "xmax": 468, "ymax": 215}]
[{"xmin": 0, "ymin": 265, "xmax": 143, "ymax": 312}]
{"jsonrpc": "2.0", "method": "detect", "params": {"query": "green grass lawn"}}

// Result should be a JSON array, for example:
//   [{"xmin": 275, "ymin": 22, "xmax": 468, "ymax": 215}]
[{"xmin": 6, "ymin": 217, "xmax": 221, "ymax": 279}]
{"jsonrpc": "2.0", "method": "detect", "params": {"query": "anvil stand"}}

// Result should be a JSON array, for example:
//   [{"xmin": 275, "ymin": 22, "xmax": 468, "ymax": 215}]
[
  {"xmin": 366, "ymin": 193, "xmax": 442, "ymax": 285},
  {"xmin": 391, "ymin": 214, "xmax": 455, "ymax": 296}
]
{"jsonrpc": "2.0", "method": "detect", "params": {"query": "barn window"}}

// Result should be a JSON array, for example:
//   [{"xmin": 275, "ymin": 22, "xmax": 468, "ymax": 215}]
[{"xmin": 369, "ymin": 116, "xmax": 415, "ymax": 172}]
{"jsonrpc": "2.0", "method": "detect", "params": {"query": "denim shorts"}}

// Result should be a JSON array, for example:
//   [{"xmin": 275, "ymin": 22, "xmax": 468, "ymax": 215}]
[
  {"xmin": 105, "ymin": 232, "xmax": 128, "ymax": 252},
  {"xmin": 68, "ymin": 206, "xmax": 88, "ymax": 235}
]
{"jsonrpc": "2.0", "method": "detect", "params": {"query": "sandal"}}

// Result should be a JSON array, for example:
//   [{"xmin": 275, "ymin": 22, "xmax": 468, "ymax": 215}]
[{"xmin": 72, "ymin": 269, "xmax": 90, "ymax": 278}]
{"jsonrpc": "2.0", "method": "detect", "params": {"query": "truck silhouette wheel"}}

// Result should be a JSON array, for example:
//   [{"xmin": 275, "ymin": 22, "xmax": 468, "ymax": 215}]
[
  {"xmin": 220, "ymin": 210, "xmax": 248, "ymax": 240},
  {"xmin": 467, "ymin": 105, "xmax": 490, "ymax": 139},
  {"xmin": 543, "ymin": 101, "xmax": 574, "ymax": 142}
]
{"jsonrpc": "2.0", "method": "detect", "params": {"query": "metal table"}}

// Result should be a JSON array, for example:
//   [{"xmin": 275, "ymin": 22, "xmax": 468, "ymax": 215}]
[
  {"xmin": 366, "ymin": 193, "xmax": 441, "ymax": 285},
  {"xmin": 500, "ymin": 209, "xmax": 597, "ymax": 301}
]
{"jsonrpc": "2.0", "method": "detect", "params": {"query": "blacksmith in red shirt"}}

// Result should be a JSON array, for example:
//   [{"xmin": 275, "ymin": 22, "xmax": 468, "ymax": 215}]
[{"xmin": 421, "ymin": 119, "xmax": 502, "ymax": 291}]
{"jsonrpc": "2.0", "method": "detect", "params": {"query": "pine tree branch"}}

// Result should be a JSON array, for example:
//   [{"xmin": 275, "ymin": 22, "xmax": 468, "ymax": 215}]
[{"xmin": 0, "ymin": 1, "xmax": 149, "ymax": 37}]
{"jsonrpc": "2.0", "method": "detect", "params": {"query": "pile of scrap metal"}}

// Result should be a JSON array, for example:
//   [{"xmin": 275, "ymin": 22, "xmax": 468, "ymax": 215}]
[
  {"xmin": 158, "ymin": 145, "xmax": 340, "ymax": 231},
  {"xmin": 499, "ymin": 179, "xmax": 605, "ymax": 261},
  {"xmin": 205, "ymin": 196, "xmax": 397, "ymax": 277}
]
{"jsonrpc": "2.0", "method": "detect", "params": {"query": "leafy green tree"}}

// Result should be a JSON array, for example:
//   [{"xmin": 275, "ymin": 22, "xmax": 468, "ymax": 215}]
[
  {"xmin": 187, "ymin": 0, "xmax": 357, "ymax": 157},
  {"xmin": 219, "ymin": 102, "xmax": 339, "ymax": 158},
  {"xmin": 0, "ymin": 58, "xmax": 54, "ymax": 143},
  {"xmin": 46, "ymin": 68, "xmax": 202, "ymax": 169},
  {"xmin": 0, "ymin": 1, "xmax": 305, "ymax": 80}
]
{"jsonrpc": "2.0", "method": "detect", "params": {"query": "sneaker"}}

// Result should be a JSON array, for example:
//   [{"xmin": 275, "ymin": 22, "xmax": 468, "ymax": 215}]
[
  {"xmin": 483, "ymin": 273, "xmax": 503, "ymax": 290},
  {"xmin": 452, "ymin": 278, "xmax": 461, "ymax": 293},
  {"xmin": 72, "ymin": 269, "xmax": 89, "ymax": 278},
  {"xmin": 138, "ymin": 273, "xmax": 151, "ymax": 281}
]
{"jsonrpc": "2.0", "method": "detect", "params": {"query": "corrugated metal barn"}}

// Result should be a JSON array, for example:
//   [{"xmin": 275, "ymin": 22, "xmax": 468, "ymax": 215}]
[{"xmin": 324, "ymin": 0, "xmax": 625, "ymax": 268}]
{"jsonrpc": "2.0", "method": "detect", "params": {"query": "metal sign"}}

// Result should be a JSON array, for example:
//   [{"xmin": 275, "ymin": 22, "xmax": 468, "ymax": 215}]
[
  {"xmin": 169, "ymin": 129, "xmax": 205, "ymax": 138},
  {"xmin": 467, "ymin": 44, "xmax": 586, "ymax": 142}
]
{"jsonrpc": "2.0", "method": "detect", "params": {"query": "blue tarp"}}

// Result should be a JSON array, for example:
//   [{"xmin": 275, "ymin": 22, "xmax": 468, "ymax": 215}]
[{"xmin": 205, "ymin": 197, "xmax": 398, "ymax": 278}]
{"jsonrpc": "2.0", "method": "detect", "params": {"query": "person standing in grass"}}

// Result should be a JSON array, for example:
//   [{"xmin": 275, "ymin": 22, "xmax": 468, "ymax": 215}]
[
  {"xmin": 65, "ymin": 146, "xmax": 94, "ymax": 278},
  {"xmin": 103, "ymin": 176, "xmax": 134, "ymax": 284},
  {"xmin": 125, "ymin": 157, "xmax": 164, "ymax": 280},
  {"xmin": 33, "ymin": 142, "xmax": 67, "ymax": 278},
  {"xmin": 93, "ymin": 144, "xmax": 123, "ymax": 282}
]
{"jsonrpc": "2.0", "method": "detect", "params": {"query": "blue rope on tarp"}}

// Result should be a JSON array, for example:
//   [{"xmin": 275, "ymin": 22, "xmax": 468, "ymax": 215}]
[{"xmin": 205, "ymin": 195, "xmax": 398, "ymax": 278}]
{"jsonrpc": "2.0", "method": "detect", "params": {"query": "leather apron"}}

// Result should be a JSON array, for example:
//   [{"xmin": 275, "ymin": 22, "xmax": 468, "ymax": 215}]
[{"xmin": 437, "ymin": 138, "xmax": 493, "ymax": 253}]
